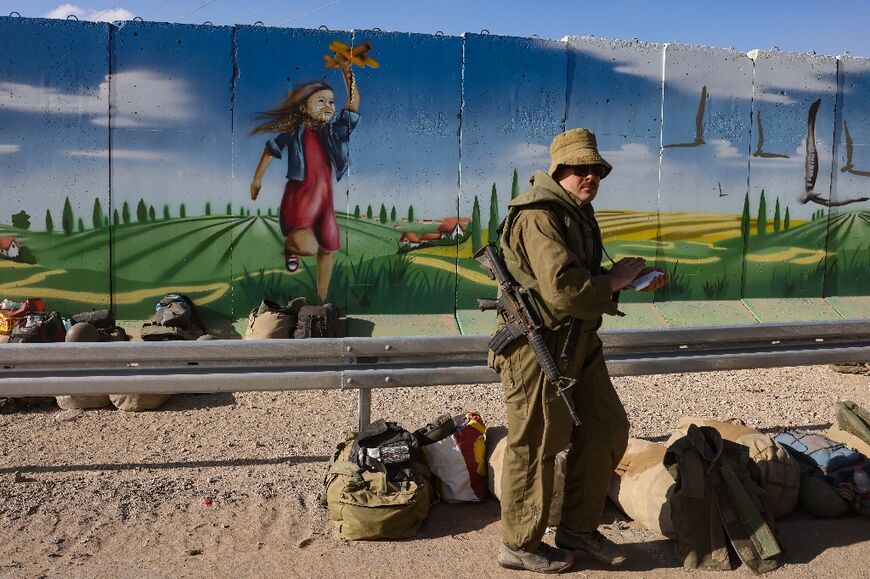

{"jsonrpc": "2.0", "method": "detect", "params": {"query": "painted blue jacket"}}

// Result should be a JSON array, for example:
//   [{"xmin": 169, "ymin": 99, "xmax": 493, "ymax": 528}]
[{"xmin": 266, "ymin": 110, "xmax": 360, "ymax": 182}]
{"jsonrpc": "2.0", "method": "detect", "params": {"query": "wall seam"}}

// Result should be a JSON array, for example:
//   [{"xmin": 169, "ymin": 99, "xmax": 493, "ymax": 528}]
[
  {"xmin": 654, "ymin": 43, "xmax": 667, "ymax": 312},
  {"xmin": 108, "ymin": 23, "xmax": 115, "ymax": 312},
  {"xmin": 822, "ymin": 57, "xmax": 845, "ymax": 299},
  {"xmin": 454, "ymin": 34, "xmax": 466, "ymax": 333},
  {"xmin": 229, "ymin": 25, "xmax": 239, "ymax": 318}
]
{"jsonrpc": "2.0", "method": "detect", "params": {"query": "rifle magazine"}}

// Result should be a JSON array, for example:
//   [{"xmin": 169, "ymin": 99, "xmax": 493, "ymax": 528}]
[{"xmin": 489, "ymin": 326, "xmax": 519, "ymax": 355}]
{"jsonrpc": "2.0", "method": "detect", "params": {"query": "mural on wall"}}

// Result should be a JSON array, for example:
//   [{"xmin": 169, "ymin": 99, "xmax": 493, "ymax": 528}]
[
  {"xmin": 249, "ymin": 41, "xmax": 366, "ymax": 302},
  {"xmin": 0, "ymin": 18, "xmax": 111, "ymax": 316},
  {"xmin": 0, "ymin": 16, "xmax": 868, "ymax": 331}
]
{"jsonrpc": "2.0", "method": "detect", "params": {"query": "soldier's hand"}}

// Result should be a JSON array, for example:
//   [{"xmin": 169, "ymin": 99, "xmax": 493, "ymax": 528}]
[
  {"xmin": 637, "ymin": 266, "xmax": 668, "ymax": 292},
  {"xmin": 609, "ymin": 257, "xmax": 646, "ymax": 291},
  {"xmin": 250, "ymin": 180, "xmax": 261, "ymax": 201}
]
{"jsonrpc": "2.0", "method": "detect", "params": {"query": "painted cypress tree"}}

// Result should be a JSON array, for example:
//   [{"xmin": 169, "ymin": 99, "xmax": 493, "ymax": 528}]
[
  {"xmin": 103, "ymin": 216, "xmax": 109, "ymax": 227},
  {"xmin": 148, "ymin": 205, "xmax": 156, "ymax": 221},
  {"xmin": 740, "ymin": 192, "xmax": 750, "ymax": 245},
  {"xmin": 62, "ymin": 197, "xmax": 74, "ymax": 235},
  {"xmin": 267, "ymin": 207, "xmax": 273, "ymax": 216},
  {"xmin": 353, "ymin": 205, "xmax": 360, "ymax": 219},
  {"xmin": 121, "ymin": 201, "xmax": 131, "ymax": 225},
  {"xmin": 256, "ymin": 208, "xmax": 261, "ymax": 216},
  {"xmin": 407, "ymin": 205, "xmax": 415, "ymax": 223},
  {"xmin": 239, "ymin": 206, "xmax": 245, "ymax": 216},
  {"xmin": 773, "ymin": 197, "xmax": 781, "ymax": 233},
  {"xmin": 784, "ymin": 207, "xmax": 791, "ymax": 231},
  {"xmin": 92, "ymin": 198, "xmax": 104, "ymax": 229},
  {"xmin": 163, "ymin": 205, "xmax": 170, "ymax": 220},
  {"xmin": 113, "ymin": 209, "xmax": 120, "ymax": 226},
  {"xmin": 45, "ymin": 209, "xmax": 54, "ymax": 233},
  {"xmin": 205, "ymin": 202, "xmax": 212, "ymax": 216},
  {"xmin": 757, "ymin": 189, "xmax": 767, "ymax": 237},
  {"xmin": 390, "ymin": 206, "xmax": 397, "ymax": 222},
  {"xmin": 226, "ymin": 202, "xmax": 232, "ymax": 215},
  {"xmin": 379, "ymin": 203, "xmax": 388, "ymax": 224},
  {"xmin": 179, "ymin": 204, "xmax": 187, "ymax": 218},
  {"xmin": 471, "ymin": 195, "xmax": 482, "ymax": 252},
  {"xmin": 488, "ymin": 183, "xmax": 500, "ymax": 244},
  {"xmin": 77, "ymin": 218, "xmax": 85, "ymax": 233},
  {"xmin": 136, "ymin": 199, "xmax": 148, "ymax": 222},
  {"xmin": 366, "ymin": 205, "xmax": 373, "ymax": 219},
  {"xmin": 511, "ymin": 168, "xmax": 520, "ymax": 199}
]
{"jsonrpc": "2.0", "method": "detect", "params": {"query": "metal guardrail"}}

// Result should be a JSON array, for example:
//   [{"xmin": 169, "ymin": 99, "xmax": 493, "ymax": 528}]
[{"xmin": 1, "ymin": 320, "xmax": 868, "ymax": 429}]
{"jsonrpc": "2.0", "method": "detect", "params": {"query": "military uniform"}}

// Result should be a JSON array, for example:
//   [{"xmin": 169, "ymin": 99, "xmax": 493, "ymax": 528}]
[{"xmin": 493, "ymin": 169, "xmax": 630, "ymax": 552}]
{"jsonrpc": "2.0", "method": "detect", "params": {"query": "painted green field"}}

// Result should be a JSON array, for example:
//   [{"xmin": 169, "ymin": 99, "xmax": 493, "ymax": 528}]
[{"xmin": 1, "ymin": 210, "xmax": 867, "ymax": 319}]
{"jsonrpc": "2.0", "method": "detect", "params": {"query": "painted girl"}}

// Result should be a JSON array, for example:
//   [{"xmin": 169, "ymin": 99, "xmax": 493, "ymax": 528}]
[{"xmin": 250, "ymin": 59, "xmax": 359, "ymax": 302}]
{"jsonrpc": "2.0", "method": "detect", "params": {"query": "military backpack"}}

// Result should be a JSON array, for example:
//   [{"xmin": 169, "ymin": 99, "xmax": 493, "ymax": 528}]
[{"xmin": 321, "ymin": 420, "xmax": 433, "ymax": 540}]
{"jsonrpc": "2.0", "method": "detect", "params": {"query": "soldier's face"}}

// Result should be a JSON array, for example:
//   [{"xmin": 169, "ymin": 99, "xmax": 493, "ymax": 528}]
[{"xmin": 557, "ymin": 165, "xmax": 602, "ymax": 203}]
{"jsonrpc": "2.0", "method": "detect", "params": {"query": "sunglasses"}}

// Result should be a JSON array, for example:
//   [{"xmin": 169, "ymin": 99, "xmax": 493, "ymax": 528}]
[{"xmin": 568, "ymin": 164, "xmax": 607, "ymax": 178}]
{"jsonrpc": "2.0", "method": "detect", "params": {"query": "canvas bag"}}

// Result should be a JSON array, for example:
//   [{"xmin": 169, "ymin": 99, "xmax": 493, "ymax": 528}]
[
  {"xmin": 55, "ymin": 322, "xmax": 112, "ymax": 410},
  {"xmin": 321, "ymin": 429, "xmax": 433, "ymax": 540},
  {"xmin": 607, "ymin": 438, "xmax": 676, "ymax": 537},
  {"xmin": 293, "ymin": 303, "xmax": 339, "ymax": 339},
  {"xmin": 0, "ymin": 298, "xmax": 45, "ymax": 335},
  {"xmin": 421, "ymin": 411, "xmax": 488, "ymax": 503},
  {"xmin": 9, "ymin": 311, "xmax": 66, "ymax": 343},
  {"xmin": 244, "ymin": 298, "xmax": 305, "ymax": 340},
  {"xmin": 155, "ymin": 293, "xmax": 204, "ymax": 331}
]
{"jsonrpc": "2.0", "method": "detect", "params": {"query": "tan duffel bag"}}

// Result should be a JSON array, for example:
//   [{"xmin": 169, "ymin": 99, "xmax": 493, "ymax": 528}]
[
  {"xmin": 244, "ymin": 298, "xmax": 306, "ymax": 340},
  {"xmin": 56, "ymin": 322, "xmax": 111, "ymax": 410},
  {"xmin": 607, "ymin": 438, "xmax": 675, "ymax": 537}
]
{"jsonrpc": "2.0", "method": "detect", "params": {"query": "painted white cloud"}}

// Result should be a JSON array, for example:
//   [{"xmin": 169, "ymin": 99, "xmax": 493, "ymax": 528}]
[
  {"xmin": 602, "ymin": 142, "xmax": 656, "ymax": 160},
  {"xmin": 710, "ymin": 138, "xmax": 742, "ymax": 160},
  {"xmin": 67, "ymin": 149, "xmax": 168, "ymax": 161},
  {"xmin": 565, "ymin": 36, "xmax": 839, "ymax": 106},
  {"xmin": 0, "ymin": 70, "xmax": 198, "ymax": 128},
  {"xmin": 0, "ymin": 80, "xmax": 108, "ymax": 115},
  {"xmin": 43, "ymin": 4, "xmax": 135, "ymax": 22},
  {"xmin": 0, "ymin": 144, "xmax": 21, "ymax": 154}
]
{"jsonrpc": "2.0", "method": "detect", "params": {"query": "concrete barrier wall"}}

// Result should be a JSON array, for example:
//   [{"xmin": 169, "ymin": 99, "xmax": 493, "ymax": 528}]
[{"xmin": 1, "ymin": 17, "xmax": 868, "ymax": 334}]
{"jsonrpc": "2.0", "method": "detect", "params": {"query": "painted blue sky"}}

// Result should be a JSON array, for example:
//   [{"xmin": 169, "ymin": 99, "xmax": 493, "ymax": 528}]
[
  {"xmin": 7, "ymin": 1, "xmax": 870, "ymax": 58},
  {"xmin": 2, "ymin": 6, "xmax": 870, "ymax": 232}
]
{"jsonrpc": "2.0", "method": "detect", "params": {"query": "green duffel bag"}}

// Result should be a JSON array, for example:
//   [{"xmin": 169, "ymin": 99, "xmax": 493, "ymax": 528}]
[{"xmin": 321, "ymin": 431, "xmax": 433, "ymax": 541}]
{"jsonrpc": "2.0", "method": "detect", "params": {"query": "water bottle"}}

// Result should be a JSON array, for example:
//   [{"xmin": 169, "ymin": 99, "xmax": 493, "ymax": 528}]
[{"xmin": 854, "ymin": 465, "xmax": 870, "ymax": 508}]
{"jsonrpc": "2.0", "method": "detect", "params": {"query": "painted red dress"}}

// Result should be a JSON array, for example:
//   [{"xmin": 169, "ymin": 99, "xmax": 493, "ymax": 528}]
[{"xmin": 278, "ymin": 128, "xmax": 340, "ymax": 252}]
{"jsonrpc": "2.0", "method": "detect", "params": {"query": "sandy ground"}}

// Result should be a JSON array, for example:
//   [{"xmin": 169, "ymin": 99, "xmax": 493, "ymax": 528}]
[{"xmin": 1, "ymin": 365, "xmax": 869, "ymax": 578}]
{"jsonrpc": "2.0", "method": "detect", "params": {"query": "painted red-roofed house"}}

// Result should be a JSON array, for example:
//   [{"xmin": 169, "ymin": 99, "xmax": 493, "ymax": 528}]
[
  {"xmin": 399, "ymin": 232, "xmax": 421, "ymax": 248},
  {"xmin": 0, "ymin": 236, "xmax": 20, "ymax": 259},
  {"xmin": 420, "ymin": 232, "xmax": 441, "ymax": 242},
  {"xmin": 437, "ymin": 217, "xmax": 467, "ymax": 239}
]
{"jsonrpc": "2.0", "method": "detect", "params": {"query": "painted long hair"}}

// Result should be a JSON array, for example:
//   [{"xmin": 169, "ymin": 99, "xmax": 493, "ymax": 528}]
[{"xmin": 250, "ymin": 81, "xmax": 333, "ymax": 135}]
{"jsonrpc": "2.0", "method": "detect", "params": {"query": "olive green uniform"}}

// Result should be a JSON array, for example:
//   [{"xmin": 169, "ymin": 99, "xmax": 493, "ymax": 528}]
[{"xmin": 492, "ymin": 171, "xmax": 630, "ymax": 552}]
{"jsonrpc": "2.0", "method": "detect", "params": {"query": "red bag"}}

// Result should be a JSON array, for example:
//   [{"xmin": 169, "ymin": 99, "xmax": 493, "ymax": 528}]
[{"xmin": 0, "ymin": 298, "xmax": 45, "ymax": 335}]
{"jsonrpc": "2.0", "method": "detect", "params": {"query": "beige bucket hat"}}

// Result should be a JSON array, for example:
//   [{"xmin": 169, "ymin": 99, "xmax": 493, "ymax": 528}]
[{"xmin": 548, "ymin": 128, "xmax": 612, "ymax": 178}]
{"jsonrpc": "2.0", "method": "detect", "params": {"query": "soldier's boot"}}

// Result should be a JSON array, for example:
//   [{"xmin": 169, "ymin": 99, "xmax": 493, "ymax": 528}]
[
  {"xmin": 497, "ymin": 543, "xmax": 574, "ymax": 574},
  {"xmin": 555, "ymin": 526, "xmax": 626, "ymax": 567}
]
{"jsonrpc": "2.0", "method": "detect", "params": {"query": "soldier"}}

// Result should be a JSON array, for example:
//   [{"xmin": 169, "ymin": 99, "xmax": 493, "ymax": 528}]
[{"xmin": 492, "ymin": 128, "xmax": 666, "ymax": 573}]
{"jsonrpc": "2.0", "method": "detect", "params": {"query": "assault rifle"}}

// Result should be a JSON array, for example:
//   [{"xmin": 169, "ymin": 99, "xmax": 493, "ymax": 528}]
[{"xmin": 474, "ymin": 243, "xmax": 581, "ymax": 426}]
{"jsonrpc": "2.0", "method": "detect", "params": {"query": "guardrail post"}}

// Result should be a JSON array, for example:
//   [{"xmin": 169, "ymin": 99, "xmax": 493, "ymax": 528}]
[{"xmin": 358, "ymin": 388, "xmax": 372, "ymax": 431}]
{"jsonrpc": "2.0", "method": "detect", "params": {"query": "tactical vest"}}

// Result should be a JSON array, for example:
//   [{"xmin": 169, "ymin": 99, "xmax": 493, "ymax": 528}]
[
  {"xmin": 500, "ymin": 171, "xmax": 606, "ymax": 331},
  {"xmin": 664, "ymin": 425, "xmax": 782, "ymax": 574}
]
